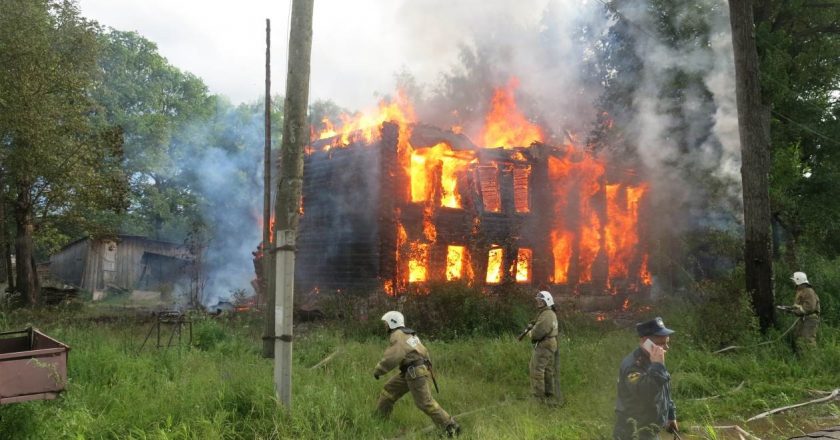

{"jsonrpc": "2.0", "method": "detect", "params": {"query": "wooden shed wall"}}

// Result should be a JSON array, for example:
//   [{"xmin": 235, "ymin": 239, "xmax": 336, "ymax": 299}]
[
  {"xmin": 48, "ymin": 240, "xmax": 90, "ymax": 287},
  {"xmin": 112, "ymin": 237, "xmax": 190, "ymax": 290}
]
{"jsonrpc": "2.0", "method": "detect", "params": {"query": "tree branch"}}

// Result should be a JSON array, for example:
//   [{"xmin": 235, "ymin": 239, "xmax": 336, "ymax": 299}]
[{"xmin": 747, "ymin": 388, "xmax": 840, "ymax": 422}]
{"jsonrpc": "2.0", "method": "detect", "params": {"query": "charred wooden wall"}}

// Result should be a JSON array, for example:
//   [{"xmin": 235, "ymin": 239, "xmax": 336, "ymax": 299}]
[{"xmin": 295, "ymin": 125, "xmax": 398, "ymax": 293}]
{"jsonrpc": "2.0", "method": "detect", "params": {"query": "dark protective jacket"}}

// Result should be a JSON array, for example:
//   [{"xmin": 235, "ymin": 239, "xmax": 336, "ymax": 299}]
[{"xmin": 613, "ymin": 347, "xmax": 675, "ymax": 439}]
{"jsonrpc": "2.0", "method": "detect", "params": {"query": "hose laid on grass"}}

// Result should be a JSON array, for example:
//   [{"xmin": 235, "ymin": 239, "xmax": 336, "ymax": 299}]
[{"xmin": 712, "ymin": 317, "xmax": 800, "ymax": 354}]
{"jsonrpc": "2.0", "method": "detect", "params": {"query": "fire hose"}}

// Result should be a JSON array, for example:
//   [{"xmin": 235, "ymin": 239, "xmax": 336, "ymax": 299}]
[{"xmin": 713, "ymin": 315, "xmax": 802, "ymax": 354}]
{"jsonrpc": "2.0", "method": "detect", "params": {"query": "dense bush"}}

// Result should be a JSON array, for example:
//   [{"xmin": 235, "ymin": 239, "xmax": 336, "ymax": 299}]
[
  {"xmin": 664, "ymin": 267, "xmax": 760, "ymax": 350},
  {"xmin": 790, "ymin": 252, "xmax": 839, "ymax": 326},
  {"xmin": 191, "ymin": 315, "xmax": 230, "ymax": 350},
  {"xmin": 319, "ymin": 283, "xmax": 536, "ymax": 340}
]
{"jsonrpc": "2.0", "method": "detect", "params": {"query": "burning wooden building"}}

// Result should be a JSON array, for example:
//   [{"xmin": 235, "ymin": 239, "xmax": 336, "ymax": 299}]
[
  {"xmin": 291, "ymin": 92, "xmax": 651, "ymax": 301},
  {"xmin": 258, "ymin": 83, "xmax": 652, "ymax": 304}
]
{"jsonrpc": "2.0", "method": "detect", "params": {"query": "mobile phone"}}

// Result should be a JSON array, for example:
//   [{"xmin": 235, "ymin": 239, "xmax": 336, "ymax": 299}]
[{"xmin": 642, "ymin": 338, "xmax": 656, "ymax": 353}]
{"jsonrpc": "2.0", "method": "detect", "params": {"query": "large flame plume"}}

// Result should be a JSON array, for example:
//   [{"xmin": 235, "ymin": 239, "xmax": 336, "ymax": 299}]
[{"xmin": 306, "ymin": 78, "xmax": 650, "ymax": 296}]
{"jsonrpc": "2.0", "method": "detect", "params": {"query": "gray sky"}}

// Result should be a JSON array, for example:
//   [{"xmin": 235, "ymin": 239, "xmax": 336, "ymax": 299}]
[
  {"xmin": 76, "ymin": 0, "xmax": 574, "ymax": 110},
  {"xmin": 79, "ymin": 0, "xmax": 548, "ymax": 108}
]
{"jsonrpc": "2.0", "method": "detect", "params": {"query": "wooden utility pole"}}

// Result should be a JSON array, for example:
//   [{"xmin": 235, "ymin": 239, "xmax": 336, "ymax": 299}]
[
  {"xmin": 0, "ymin": 181, "xmax": 7, "ymax": 287},
  {"xmin": 728, "ymin": 0, "xmax": 775, "ymax": 332},
  {"xmin": 261, "ymin": 18, "xmax": 276, "ymax": 359},
  {"xmin": 273, "ymin": 0, "xmax": 313, "ymax": 408}
]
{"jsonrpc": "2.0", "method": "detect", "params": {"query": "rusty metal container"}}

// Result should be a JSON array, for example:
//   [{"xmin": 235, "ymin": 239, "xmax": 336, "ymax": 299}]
[{"xmin": 0, "ymin": 327, "xmax": 70, "ymax": 404}]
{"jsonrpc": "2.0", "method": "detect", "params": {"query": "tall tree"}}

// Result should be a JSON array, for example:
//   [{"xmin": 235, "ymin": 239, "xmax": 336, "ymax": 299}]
[
  {"xmin": 729, "ymin": 0, "xmax": 775, "ymax": 331},
  {"xmin": 0, "ymin": 0, "xmax": 127, "ymax": 304},
  {"xmin": 757, "ymin": 1, "xmax": 840, "ymax": 261},
  {"xmin": 92, "ymin": 29, "xmax": 215, "ymax": 241}
]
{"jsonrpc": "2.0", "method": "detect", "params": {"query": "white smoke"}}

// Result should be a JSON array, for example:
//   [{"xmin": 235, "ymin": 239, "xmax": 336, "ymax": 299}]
[
  {"xmin": 389, "ymin": 0, "xmax": 611, "ymax": 138},
  {"xmin": 182, "ymin": 102, "xmax": 266, "ymax": 306},
  {"xmin": 614, "ymin": 0, "xmax": 741, "ymax": 226}
]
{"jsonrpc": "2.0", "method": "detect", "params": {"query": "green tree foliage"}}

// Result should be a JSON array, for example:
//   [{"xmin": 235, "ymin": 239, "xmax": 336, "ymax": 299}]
[
  {"xmin": 91, "ymin": 29, "xmax": 216, "ymax": 241},
  {"xmin": 758, "ymin": 1, "xmax": 840, "ymax": 259},
  {"xmin": 0, "ymin": 0, "xmax": 128, "ymax": 304}
]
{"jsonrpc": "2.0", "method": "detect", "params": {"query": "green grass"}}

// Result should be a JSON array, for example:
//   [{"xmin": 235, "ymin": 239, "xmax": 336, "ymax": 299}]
[{"xmin": 0, "ymin": 306, "xmax": 837, "ymax": 439}]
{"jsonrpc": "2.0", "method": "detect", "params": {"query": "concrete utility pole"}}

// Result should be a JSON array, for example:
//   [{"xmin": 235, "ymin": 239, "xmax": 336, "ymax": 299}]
[
  {"xmin": 728, "ymin": 0, "xmax": 776, "ymax": 332},
  {"xmin": 262, "ymin": 18, "xmax": 275, "ymax": 359},
  {"xmin": 273, "ymin": 0, "xmax": 313, "ymax": 408}
]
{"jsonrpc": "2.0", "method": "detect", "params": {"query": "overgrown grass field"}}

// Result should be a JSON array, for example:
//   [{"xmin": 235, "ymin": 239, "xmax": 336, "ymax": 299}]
[{"xmin": 0, "ymin": 299, "xmax": 837, "ymax": 439}]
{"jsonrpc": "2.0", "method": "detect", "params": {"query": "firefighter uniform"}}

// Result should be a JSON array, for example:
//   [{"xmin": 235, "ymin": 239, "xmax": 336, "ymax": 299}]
[
  {"xmin": 793, "ymin": 284, "xmax": 820, "ymax": 348},
  {"xmin": 373, "ymin": 320, "xmax": 459, "ymax": 436},
  {"xmin": 613, "ymin": 318, "xmax": 676, "ymax": 440},
  {"xmin": 528, "ymin": 306, "xmax": 559, "ymax": 400}
]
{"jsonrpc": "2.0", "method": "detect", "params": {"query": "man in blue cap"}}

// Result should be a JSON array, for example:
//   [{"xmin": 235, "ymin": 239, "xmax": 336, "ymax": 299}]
[{"xmin": 613, "ymin": 317, "xmax": 678, "ymax": 440}]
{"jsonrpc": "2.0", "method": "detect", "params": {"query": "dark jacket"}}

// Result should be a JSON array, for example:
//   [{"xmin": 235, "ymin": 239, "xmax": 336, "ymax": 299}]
[{"xmin": 613, "ymin": 347, "xmax": 675, "ymax": 439}]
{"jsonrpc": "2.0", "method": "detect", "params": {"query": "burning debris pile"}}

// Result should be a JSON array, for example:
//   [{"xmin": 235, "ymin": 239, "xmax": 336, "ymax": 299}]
[{"xmin": 259, "ymin": 80, "xmax": 652, "ymax": 300}]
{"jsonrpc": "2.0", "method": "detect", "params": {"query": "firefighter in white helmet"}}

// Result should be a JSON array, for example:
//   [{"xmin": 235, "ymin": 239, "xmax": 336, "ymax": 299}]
[
  {"xmin": 520, "ymin": 291, "xmax": 561, "ymax": 404},
  {"xmin": 779, "ymin": 272, "xmax": 820, "ymax": 350},
  {"xmin": 373, "ymin": 311, "xmax": 460, "ymax": 437}
]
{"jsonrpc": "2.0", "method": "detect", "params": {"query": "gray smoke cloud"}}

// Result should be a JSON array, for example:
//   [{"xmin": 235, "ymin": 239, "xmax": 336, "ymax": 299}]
[
  {"xmin": 183, "ymin": 0, "xmax": 744, "ymax": 302},
  {"xmin": 617, "ymin": 0, "xmax": 742, "ymax": 226},
  {"xmin": 182, "ymin": 103, "xmax": 265, "ymax": 306},
  {"xmin": 390, "ymin": 0, "xmax": 611, "ymax": 140}
]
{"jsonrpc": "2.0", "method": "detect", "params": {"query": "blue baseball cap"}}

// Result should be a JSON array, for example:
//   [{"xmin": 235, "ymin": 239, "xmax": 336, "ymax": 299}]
[{"xmin": 636, "ymin": 317, "xmax": 675, "ymax": 337}]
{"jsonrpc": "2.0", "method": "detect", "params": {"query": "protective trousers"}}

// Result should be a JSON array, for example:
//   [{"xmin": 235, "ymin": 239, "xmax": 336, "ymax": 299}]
[
  {"xmin": 375, "ymin": 365, "xmax": 453, "ymax": 428},
  {"xmin": 795, "ymin": 315, "xmax": 819, "ymax": 348},
  {"xmin": 529, "ymin": 338, "xmax": 557, "ymax": 399}
]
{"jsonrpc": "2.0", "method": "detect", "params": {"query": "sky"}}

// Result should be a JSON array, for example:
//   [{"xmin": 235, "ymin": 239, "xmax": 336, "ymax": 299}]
[{"xmin": 76, "ymin": 0, "xmax": 551, "ymax": 110}]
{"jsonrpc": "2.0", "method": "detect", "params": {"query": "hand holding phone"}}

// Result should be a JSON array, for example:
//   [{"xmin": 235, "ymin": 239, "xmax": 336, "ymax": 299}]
[{"xmin": 643, "ymin": 338, "xmax": 665, "ymax": 364}]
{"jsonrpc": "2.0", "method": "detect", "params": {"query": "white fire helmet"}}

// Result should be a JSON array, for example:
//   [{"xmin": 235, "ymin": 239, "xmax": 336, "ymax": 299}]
[
  {"xmin": 791, "ymin": 272, "xmax": 809, "ymax": 286},
  {"xmin": 536, "ymin": 291, "xmax": 554, "ymax": 308},
  {"xmin": 381, "ymin": 311, "xmax": 405, "ymax": 330}
]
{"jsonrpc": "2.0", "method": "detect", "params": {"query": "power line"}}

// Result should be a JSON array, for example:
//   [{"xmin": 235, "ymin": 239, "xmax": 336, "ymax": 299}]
[{"xmin": 771, "ymin": 109, "xmax": 840, "ymax": 147}]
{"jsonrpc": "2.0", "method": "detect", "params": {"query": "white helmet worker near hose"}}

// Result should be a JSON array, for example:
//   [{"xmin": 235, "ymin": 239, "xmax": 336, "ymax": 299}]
[
  {"xmin": 783, "ymin": 271, "xmax": 821, "ymax": 351},
  {"xmin": 790, "ymin": 271, "xmax": 809, "ymax": 286},
  {"xmin": 373, "ymin": 310, "xmax": 461, "ymax": 437},
  {"xmin": 535, "ymin": 290, "xmax": 555, "ymax": 308},
  {"xmin": 381, "ymin": 310, "xmax": 405, "ymax": 330}
]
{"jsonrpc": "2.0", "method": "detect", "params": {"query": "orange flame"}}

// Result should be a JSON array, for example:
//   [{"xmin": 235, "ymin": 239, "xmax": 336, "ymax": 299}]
[
  {"xmin": 596, "ymin": 313, "xmax": 606, "ymax": 322},
  {"xmin": 411, "ymin": 143, "xmax": 476, "ymax": 208},
  {"xmin": 446, "ymin": 245, "xmax": 466, "ymax": 281},
  {"xmin": 423, "ymin": 205, "xmax": 437, "ymax": 242},
  {"xmin": 551, "ymin": 230, "xmax": 573, "ymax": 284},
  {"xmin": 486, "ymin": 248, "xmax": 504, "ymax": 284},
  {"xmin": 640, "ymin": 254, "xmax": 652, "ymax": 286},
  {"xmin": 622, "ymin": 298, "xmax": 630, "ymax": 311},
  {"xmin": 516, "ymin": 248, "xmax": 532, "ymax": 283},
  {"xmin": 481, "ymin": 78, "xmax": 544, "ymax": 148},
  {"xmin": 547, "ymin": 148, "xmax": 605, "ymax": 285},
  {"xmin": 408, "ymin": 242, "xmax": 429, "ymax": 283},
  {"xmin": 606, "ymin": 183, "xmax": 648, "ymax": 281},
  {"xmin": 313, "ymin": 91, "xmax": 416, "ymax": 152}
]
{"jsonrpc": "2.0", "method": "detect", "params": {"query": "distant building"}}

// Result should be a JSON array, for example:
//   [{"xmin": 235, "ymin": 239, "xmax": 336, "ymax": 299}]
[{"xmin": 48, "ymin": 235, "xmax": 195, "ymax": 300}]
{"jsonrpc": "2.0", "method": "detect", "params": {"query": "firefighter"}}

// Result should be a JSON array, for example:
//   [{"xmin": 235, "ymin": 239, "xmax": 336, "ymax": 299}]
[
  {"xmin": 781, "ymin": 271, "xmax": 821, "ymax": 350},
  {"xmin": 373, "ymin": 311, "xmax": 460, "ymax": 437},
  {"xmin": 524, "ymin": 290, "xmax": 561, "ymax": 404},
  {"xmin": 613, "ymin": 317, "xmax": 678, "ymax": 440}
]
